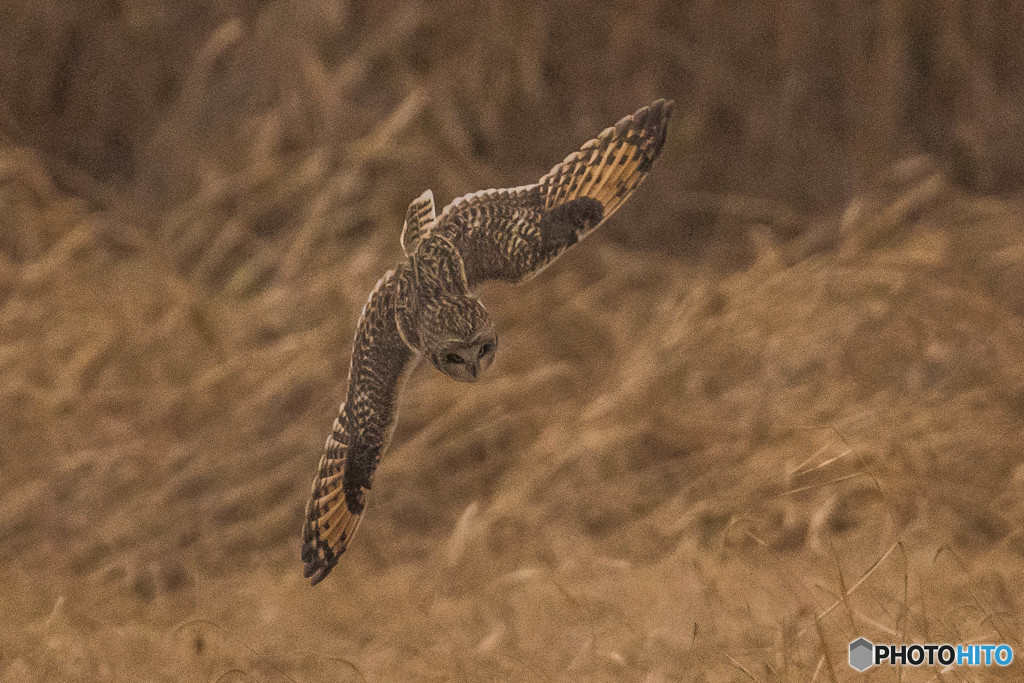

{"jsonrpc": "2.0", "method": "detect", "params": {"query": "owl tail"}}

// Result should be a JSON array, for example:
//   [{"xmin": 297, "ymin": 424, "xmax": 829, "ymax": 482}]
[{"xmin": 300, "ymin": 430, "xmax": 367, "ymax": 585}]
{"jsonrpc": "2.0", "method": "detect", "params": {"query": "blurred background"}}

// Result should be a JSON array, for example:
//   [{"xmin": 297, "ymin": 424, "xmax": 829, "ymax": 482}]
[{"xmin": 2, "ymin": 1, "xmax": 1024, "ymax": 679}]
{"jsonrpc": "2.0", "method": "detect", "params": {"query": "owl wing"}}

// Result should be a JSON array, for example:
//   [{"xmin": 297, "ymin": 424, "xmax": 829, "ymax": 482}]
[
  {"xmin": 300, "ymin": 415, "xmax": 371, "ymax": 585},
  {"xmin": 301, "ymin": 270, "xmax": 417, "ymax": 585},
  {"xmin": 439, "ymin": 99, "xmax": 673, "ymax": 287},
  {"xmin": 400, "ymin": 189, "xmax": 436, "ymax": 256}
]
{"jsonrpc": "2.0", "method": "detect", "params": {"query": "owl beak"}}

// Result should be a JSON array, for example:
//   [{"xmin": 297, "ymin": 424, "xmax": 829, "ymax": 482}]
[{"xmin": 469, "ymin": 362, "xmax": 478, "ymax": 380}]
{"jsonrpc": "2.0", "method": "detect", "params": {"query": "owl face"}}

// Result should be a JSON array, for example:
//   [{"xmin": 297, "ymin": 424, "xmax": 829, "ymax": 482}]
[
  {"xmin": 431, "ymin": 329, "xmax": 497, "ymax": 383},
  {"xmin": 419, "ymin": 294, "xmax": 497, "ymax": 383}
]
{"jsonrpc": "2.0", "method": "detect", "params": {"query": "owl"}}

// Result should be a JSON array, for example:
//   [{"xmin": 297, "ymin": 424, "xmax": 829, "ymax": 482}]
[{"xmin": 301, "ymin": 99, "xmax": 673, "ymax": 584}]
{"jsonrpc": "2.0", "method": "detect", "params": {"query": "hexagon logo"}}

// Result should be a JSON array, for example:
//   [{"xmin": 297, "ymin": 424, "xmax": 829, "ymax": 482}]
[{"xmin": 849, "ymin": 638, "xmax": 874, "ymax": 671}]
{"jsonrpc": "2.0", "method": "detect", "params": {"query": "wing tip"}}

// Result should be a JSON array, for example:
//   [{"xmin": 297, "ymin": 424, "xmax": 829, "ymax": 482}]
[
  {"xmin": 306, "ymin": 564, "xmax": 332, "ymax": 586},
  {"xmin": 300, "ymin": 490, "xmax": 367, "ymax": 586},
  {"xmin": 301, "ymin": 535, "xmax": 340, "ymax": 586},
  {"xmin": 651, "ymin": 98, "xmax": 674, "ymax": 144},
  {"xmin": 649, "ymin": 97, "xmax": 675, "ymax": 119},
  {"xmin": 300, "ymin": 497, "xmax": 341, "ymax": 585},
  {"xmin": 614, "ymin": 98, "xmax": 671, "ymax": 135},
  {"xmin": 643, "ymin": 98, "xmax": 674, "ymax": 135},
  {"xmin": 643, "ymin": 98, "xmax": 674, "ymax": 161}
]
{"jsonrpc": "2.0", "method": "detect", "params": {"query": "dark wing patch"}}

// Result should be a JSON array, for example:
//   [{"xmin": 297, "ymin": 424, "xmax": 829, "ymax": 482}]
[
  {"xmin": 438, "ymin": 99, "xmax": 673, "ymax": 286},
  {"xmin": 539, "ymin": 197, "xmax": 604, "ymax": 252}
]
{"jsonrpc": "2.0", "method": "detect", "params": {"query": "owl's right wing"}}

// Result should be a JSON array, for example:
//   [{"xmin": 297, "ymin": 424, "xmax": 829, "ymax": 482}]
[
  {"xmin": 301, "ymin": 270, "xmax": 416, "ymax": 585},
  {"xmin": 441, "ymin": 99, "xmax": 673, "ymax": 288}
]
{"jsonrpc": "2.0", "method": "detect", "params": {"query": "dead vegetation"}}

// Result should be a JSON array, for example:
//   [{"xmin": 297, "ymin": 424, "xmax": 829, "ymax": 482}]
[{"xmin": 2, "ymin": 1, "xmax": 1024, "ymax": 680}]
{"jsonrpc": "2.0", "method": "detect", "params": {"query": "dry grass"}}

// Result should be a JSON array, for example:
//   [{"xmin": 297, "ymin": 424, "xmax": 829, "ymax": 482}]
[{"xmin": 2, "ymin": 2, "xmax": 1024, "ymax": 680}]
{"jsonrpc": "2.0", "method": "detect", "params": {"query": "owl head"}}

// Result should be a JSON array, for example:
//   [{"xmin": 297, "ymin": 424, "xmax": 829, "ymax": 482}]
[{"xmin": 418, "ymin": 293, "xmax": 497, "ymax": 383}]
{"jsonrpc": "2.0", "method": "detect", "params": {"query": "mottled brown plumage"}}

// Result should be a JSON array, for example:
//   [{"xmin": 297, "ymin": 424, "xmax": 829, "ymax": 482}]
[{"xmin": 301, "ymin": 99, "xmax": 673, "ymax": 584}]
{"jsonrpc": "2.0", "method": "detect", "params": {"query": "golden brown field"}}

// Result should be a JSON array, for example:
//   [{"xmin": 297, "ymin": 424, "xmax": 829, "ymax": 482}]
[{"xmin": 2, "ymin": 2, "xmax": 1024, "ymax": 680}]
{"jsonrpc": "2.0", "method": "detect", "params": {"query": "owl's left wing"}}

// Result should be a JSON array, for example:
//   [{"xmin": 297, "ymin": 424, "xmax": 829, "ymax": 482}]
[{"xmin": 441, "ymin": 99, "xmax": 673, "ymax": 288}]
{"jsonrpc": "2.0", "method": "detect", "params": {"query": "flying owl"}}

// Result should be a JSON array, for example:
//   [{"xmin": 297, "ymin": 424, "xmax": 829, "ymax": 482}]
[{"xmin": 301, "ymin": 99, "xmax": 674, "ymax": 584}]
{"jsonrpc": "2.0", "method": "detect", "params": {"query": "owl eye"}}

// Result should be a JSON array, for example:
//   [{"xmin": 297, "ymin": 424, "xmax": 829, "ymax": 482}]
[
  {"xmin": 478, "ymin": 343, "xmax": 491, "ymax": 358},
  {"xmin": 445, "ymin": 352, "xmax": 463, "ymax": 364}
]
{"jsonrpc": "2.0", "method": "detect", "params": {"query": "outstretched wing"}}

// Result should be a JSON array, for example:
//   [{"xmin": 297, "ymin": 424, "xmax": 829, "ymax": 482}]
[
  {"xmin": 439, "ymin": 99, "xmax": 673, "ymax": 287},
  {"xmin": 301, "ymin": 270, "xmax": 417, "ymax": 585}
]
